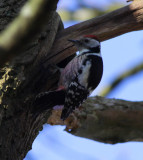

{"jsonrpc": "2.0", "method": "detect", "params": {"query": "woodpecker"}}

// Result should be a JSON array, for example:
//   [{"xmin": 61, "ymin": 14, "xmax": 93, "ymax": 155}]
[
  {"xmin": 59, "ymin": 35, "xmax": 103, "ymax": 120},
  {"xmin": 34, "ymin": 35, "xmax": 103, "ymax": 120}
]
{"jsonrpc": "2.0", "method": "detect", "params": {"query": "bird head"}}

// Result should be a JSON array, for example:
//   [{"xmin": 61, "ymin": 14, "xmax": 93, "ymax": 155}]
[{"xmin": 68, "ymin": 35, "xmax": 100, "ymax": 54}]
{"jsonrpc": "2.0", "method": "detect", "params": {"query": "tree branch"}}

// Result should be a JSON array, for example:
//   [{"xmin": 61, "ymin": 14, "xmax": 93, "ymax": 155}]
[
  {"xmin": 100, "ymin": 61, "xmax": 143, "ymax": 96},
  {"xmin": 44, "ymin": 0, "xmax": 143, "ymax": 66},
  {"xmin": 48, "ymin": 96, "xmax": 143, "ymax": 144},
  {"xmin": 0, "ymin": 0, "xmax": 58, "ymax": 67}
]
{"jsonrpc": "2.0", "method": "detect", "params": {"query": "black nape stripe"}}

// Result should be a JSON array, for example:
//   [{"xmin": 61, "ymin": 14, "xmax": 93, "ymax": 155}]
[
  {"xmin": 78, "ymin": 45, "xmax": 101, "ymax": 57},
  {"xmin": 89, "ymin": 46, "xmax": 100, "ymax": 53}
]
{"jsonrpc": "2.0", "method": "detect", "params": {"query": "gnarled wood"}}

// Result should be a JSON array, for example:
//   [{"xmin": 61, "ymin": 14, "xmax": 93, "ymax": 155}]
[{"xmin": 0, "ymin": 0, "xmax": 61, "ymax": 160}]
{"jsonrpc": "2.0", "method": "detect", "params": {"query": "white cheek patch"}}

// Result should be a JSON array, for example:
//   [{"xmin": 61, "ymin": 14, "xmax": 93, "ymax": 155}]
[{"xmin": 90, "ymin": 39, "xmax": 100, "ymax": 48}]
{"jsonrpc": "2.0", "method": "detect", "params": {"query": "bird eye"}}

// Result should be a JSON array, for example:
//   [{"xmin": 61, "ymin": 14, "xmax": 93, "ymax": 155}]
[{"xmin": 84, "ymin": 39, "xmax": 89, "ymax": 43}]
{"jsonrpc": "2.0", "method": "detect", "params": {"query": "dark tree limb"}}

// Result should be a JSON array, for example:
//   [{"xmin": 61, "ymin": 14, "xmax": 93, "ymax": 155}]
[
  {"xmin": 0, "ymin": 0, "xmax": 61, "ymax": 160},
  {"xmin": 0, "ymin": 0, "xmax": 58, "ymax": 67},
  {"xmin": 48, "ymin": 96, "xmax": 143, "ymax": 144}
]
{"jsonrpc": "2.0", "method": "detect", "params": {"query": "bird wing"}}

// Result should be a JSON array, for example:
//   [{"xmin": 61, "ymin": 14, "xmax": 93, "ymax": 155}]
[{"xmin": 59, "ymin": 55, "xmax": 85, "ymax": 89}]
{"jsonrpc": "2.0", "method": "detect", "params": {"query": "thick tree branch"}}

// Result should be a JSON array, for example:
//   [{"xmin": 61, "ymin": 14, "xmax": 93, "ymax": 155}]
[
  {"xmin": 44, "ymin": 0, "xmax": 143, "ymax": 66},
  {"xmin": 48, "ymin": 96, "xmax": 143, "ymax": 144},
  {"xmin": 100, "ymin": 61, "xmax": 143, "ymax": 96},
  {"xmin": 0, "ymin": 0, "xmax": 58, "ymax": 67}
]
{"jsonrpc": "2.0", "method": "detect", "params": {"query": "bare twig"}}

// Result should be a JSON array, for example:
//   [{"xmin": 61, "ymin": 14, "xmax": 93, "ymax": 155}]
[
  {"xmin": 127, "ymin": 0, "xmax": 133, "ymax": 2},
  {"xmin": 100, "ymin": 61, "xmax": 143, "ymax": 97}
]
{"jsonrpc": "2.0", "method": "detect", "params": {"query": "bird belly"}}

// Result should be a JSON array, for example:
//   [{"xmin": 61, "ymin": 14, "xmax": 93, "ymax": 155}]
[{"xmin": 78, "ymin": 60, "xmax": 91, "ymax": 88}]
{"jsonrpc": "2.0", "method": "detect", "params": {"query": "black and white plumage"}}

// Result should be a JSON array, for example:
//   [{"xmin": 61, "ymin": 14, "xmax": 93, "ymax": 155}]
[
  {"xmin": 59, "ymin": 35, "xmax": 103, "ymax": 120},
  {"xmin": 34, "ymin": 35, "xmax": 103, "ymax": 120}
]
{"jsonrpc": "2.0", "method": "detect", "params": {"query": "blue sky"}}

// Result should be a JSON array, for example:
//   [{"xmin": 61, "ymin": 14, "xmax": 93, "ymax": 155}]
[
  {"xmin": 94, "ymin": 31, "xmax": 143, "ymax": 101},
  {"xmin": 25, "ymin": 0, "xmax": 143, "ymax": 160},
  {"xmin": 57, "ymin": 0, "xmax": 127, "ymax": 10}
]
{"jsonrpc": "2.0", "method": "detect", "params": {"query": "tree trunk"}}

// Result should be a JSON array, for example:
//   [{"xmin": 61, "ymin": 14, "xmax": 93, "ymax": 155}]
[{"xmin": 0, "ymin": 0, "xmax": 61, "ymax": 159}]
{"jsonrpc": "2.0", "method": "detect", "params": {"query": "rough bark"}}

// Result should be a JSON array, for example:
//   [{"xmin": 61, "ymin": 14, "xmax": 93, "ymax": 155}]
[
  {"xmin": 0, "ymin": 0, "xmax": 59, "ymax": 67},
  {"xmin": 49, "ymin": 96, "xmax": 143, "ymax": 144},
  {"xmin": 0, "ymin": 0, "xmax": 143, "ymax": 160},
  {"xmin": 0, "ymin": 0, "xmax": 62, "ymax": 160}
]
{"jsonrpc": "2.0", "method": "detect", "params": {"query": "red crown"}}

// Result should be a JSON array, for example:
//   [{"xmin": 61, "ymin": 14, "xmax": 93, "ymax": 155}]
[{"xmin": 84, "ymin": 35, "xmax": 100, "ymax": 41}]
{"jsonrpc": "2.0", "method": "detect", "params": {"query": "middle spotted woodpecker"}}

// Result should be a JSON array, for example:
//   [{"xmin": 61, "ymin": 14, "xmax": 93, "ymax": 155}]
[
  {"xmin": 34, "ymin": 35, "xmax": 103, "ymax": 121},
  {"xmin": 59, "ymin": 35, "xmax": 103, "ymax": 120}
]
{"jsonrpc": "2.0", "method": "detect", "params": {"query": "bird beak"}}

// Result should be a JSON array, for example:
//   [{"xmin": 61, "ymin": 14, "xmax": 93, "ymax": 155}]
[{"xmin": 68, "ymin": 39, "xmax": 80, "ymax": 44}]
